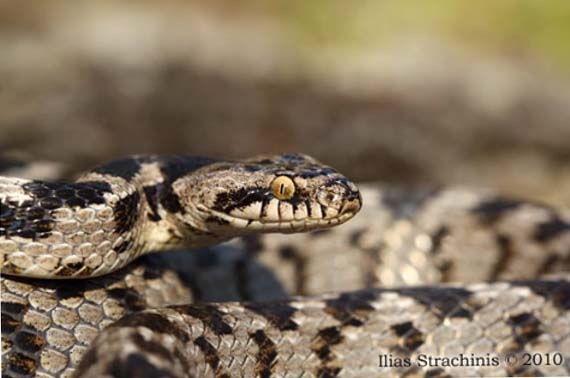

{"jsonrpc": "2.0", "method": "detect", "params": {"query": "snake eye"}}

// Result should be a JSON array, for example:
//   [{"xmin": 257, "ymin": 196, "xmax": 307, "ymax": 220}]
[{"xmin": 271, "ymin": 176, "xmax": 295, "ymax": 200}]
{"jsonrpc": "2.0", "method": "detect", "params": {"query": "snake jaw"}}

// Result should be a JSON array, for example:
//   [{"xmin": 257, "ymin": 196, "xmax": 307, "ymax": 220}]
[{"xmin": 204, "ymin": 207, "xmax": 358, "ymax": 233}]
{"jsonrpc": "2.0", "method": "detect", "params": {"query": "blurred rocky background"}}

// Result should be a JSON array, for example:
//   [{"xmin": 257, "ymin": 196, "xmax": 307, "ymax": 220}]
[{"xmin": 1, "ymin": 1, "xmax": 569, "ymax": 206}]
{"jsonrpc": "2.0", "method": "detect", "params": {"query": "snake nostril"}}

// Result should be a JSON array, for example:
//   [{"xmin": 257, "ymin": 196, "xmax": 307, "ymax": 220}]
[
  {"xmin": 317, "ymin": 188, "xmax": 342, "ymax": 209},
  {"xmin": 317, "ymin": 180, "xmax": 362, "ymax": 212}
]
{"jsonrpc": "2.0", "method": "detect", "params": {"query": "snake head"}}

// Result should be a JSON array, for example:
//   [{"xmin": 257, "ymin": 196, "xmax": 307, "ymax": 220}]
[{"xmin": 174, "ymin": 153, "xmax": 362, "ymax": 235}]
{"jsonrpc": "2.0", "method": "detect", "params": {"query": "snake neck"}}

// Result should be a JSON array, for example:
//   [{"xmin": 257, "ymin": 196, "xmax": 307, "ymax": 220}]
[{"xmin": 136, "ymin": 185, "xmax": 234, "ymax": 254}]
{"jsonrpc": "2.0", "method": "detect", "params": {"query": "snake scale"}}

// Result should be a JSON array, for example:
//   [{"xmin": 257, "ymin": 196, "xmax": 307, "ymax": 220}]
[{"xmin": 1, "ymin": 154, "xmax": 569, "ymax": 378}]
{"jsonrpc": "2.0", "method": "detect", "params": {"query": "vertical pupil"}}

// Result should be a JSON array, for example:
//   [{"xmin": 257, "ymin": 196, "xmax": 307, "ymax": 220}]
[{"xmin": 280, "ymin": 183, "xmax": 285, "ymax": 194}]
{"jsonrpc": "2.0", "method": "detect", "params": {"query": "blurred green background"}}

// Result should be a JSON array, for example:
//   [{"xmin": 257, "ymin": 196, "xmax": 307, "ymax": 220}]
[{"xmin": 1, "ymin": 1, "xmax": 569, "ymax": 205}]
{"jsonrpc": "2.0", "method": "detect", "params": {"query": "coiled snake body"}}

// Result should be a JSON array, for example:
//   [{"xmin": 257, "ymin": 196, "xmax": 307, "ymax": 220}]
[{"xmin": 1, "ymin": 154, "xmax": 569, "ymax": 378}]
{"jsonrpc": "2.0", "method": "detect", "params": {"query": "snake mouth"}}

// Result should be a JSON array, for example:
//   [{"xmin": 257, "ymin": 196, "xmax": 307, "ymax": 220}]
[
  {"xmin": 201, "ymin": 195, "xmax": 361, "ymax": 233},
  {"xmin": 206, "ymin": 208, "xmax": 358, "ymax": 233}
]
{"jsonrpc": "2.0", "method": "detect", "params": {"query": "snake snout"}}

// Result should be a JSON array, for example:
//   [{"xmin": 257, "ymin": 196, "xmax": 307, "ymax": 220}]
[
  {"xmin": 316, "ymin": 179, "xmax": 362, "ymax": 219},
  {"xmin": 340, "ymin": 197, "xmax": 361, "ymax": 215}
]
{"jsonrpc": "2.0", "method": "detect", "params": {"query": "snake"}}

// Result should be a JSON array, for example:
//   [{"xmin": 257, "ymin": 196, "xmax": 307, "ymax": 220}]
[{"xmin": 1, "ymin": 154, "xmax": 569, "ymax": 378}]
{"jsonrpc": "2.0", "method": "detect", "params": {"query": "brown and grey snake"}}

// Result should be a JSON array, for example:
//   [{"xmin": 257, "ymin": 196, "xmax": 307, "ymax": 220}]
[{"xmin": 1, "ymin": 154, "xmax": 569, "ymax": 378}]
